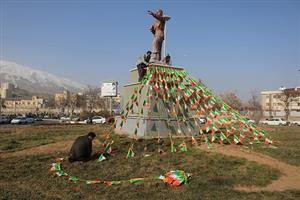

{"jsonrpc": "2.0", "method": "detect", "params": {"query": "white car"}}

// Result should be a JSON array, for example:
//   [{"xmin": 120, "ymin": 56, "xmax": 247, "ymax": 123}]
[
  {"xmin": 291, "ymin": 121, "xmax": 300, "ymax": 126},
  {"xmin": 78, "ymin": 118, "xmax": 92, "ymax": 124},
  {"xmin": 259, "ymin": 118, "xmax": 287, "ymax": 126},
  {"xmin": 60, "ymin": 117, "xmax": 70, "ymax": 123},
  {"xmin": 246, "ymin": 118, "xmax": 255, "ymax": 124},
  {"xmin": 11, "ymin": 117, "xmax": 27, "ymax": 124},
  {"xmin": 197, "ymin": 117, "xmax": 206, "ymax": 124},
  {"xmin": 92, "ymin": 116, "xmax": 106, "ymax": 124}
]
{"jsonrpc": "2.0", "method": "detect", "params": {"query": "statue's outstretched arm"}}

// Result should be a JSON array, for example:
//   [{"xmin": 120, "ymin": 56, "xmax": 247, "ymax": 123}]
[
  {"xmin": 148, "ymin": 10, "xmax": 163, "ymax": 20},
  {"xmin": 164, "ymin": 16, "xmax": 171, "ymax": 21}
]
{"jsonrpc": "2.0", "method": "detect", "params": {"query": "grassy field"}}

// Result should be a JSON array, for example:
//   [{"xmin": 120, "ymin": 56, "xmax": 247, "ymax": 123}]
[
  {"xmin": 0, "ymin": 124, "xmax": 299, "ymax": 199},
  {"xmin": 0, "ymin": 124, "xmax": 106, "ymax": 152},
  {"xmin": 253, "ymin": 125, "xmax": 300, "ymax": 166}
]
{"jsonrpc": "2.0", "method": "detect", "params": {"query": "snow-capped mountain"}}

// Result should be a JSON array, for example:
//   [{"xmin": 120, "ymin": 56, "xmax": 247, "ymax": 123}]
[{"xmin": 0, "ymin": 60, "xmax": 87, "ymax": 94}]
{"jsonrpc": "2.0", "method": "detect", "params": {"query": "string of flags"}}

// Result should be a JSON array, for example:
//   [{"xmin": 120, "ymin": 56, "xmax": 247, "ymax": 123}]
[
  {"xmin": 49, "ymin": 158, "xmax": 192, "ymax": 187},
  {"xmin": 116, "ymin": 64, "xmax": 276, "ymax": 149}
]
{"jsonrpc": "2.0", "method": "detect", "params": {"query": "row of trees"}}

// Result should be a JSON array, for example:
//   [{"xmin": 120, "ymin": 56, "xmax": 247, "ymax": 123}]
[
  {"xmin": 219, "ymin": 91, "xmax": 262, "ymax": 122},
  {"xmin": 49, "ymin": 88, "xmax": 119, "ymax": 118},
  {"xmin": 220, "ymin": 89, "xmax": 298, "ymax": 121}
]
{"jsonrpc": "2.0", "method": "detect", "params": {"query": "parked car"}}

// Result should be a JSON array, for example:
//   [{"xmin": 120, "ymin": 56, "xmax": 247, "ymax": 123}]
[
  {"xmin": 35, "ymin": 117, "xmax": 43, "ymax": 122},
  {"xmin": 60, "ymin": 116, "xmax": 70, "ymax": 123},
  {"xmin": 25, "ymin": 117, "xmax": 35, "ymax": 123},
  {"xmin": 79, "ymin": 118, "xmax": 92, "ymax": 124},
  {"xmin": 246, "ymin": 118, "xmax": 255, "ymax": 124},
  {"xmin": 43, "ymin": 115, "xmax": 50, "ymax": 119},
  {"xmin": 259, "ymin": 118, "xmax": 287, "ymax": 126},
  {"xmin": 197, "ymin": 117, "xmax": 206, "ymax": 124},
  {"xmin": 291, "ymin": 121, "xmax": 300, "ymax": 126},
  {"xmin": 69, "ymin": 117, "xmax": 80, "ymax": 124},
  {"xmin": 0, "ymin": 116, "xmax": 10, "ymax": 124},
  {"xmin": 11, "ymin": 117, "xmax": 27, "ymax": 124},
  {"xmin": 92, "ymin": 116, "xmax": 106, "ymax": 124}
]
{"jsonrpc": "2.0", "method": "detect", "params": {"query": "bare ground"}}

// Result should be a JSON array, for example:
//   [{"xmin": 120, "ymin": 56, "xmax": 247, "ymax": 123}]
[{"xmin": 1, "ymin": 140, "xmax": 299, "ymax": 192}]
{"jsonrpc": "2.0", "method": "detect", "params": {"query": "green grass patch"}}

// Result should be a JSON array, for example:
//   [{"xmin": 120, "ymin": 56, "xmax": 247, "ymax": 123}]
[
  {"xmin": 252, "ymin": 125, "xmax": 300, "ymax": 166},
  {"xmin": 0, "ymin": 124, "xmax": 107, "ymax": 152}
]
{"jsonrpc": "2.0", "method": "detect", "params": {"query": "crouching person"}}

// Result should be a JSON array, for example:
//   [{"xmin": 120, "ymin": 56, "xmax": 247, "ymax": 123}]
[{"xmin": 68, "ymin": 132, "xmax": 96, "ymax": 162}]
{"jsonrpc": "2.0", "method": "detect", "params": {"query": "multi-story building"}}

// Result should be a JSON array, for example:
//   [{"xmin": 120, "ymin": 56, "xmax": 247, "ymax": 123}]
[
  {"xmin": 54, "ymin": 90, "xmax": 71, "ymax": 106},
  {"xmin": 4, "ymin": 96, "xmax": 46, "ymax": 110},
  {"xmin": 261, "ymin": 87, "xmax": 300, "ymax": 120},
  {"xmin": 0, "ymin": 82, "xmax": 14, "ymax": 99}
]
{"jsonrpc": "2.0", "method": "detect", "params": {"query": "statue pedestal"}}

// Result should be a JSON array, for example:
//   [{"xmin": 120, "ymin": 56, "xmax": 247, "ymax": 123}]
[{"xmin": 115, "ymin": 65, "xmax": 200, "ymax": 138}]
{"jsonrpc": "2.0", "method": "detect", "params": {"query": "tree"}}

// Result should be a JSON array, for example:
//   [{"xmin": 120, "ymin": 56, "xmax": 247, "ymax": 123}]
[
  {"xmin": 56, "ymin": 96, "xmax": 68, "ymax": 114},
  {"xmin": 220, "ymin": 91, "xmax": 243, "ymax": 111},
  {"xmin": 84, "ymin": 87, "xmax": 101, "ymax": 115},
  {"xmin": 280, "ymin": 88, "xmax": 298, "ymax": 121},
  {"xmin": 68, "ymin": 93, "xmax": 85, "ymax": 119},
  {"xmin": 0, "ymin": 95, "xmax": 6, "ymax": 115},
  {"xmin": 247, "ymin": 91, "xmax": 262, "ymax": 122},
  {"xmin": 47, "ymin": 97, "xmax": 56, "ymax": 108}
]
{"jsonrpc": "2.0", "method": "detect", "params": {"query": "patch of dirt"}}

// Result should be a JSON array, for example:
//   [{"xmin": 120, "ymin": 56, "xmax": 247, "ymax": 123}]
[
  {"xmin": 200, "ymin": 145, "xmax": 300, "ymax": 192},
  {"xmin": 0, "ymin": 140, "xmax": 101, "ymax": 159},
  {"xmin": 0, "ymin": 141, "xmax": 72, "ymax": 159}
]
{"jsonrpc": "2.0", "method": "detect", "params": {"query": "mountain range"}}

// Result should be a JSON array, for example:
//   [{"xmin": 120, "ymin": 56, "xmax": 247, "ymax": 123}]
[{"xmin": 0, "ymin": 60, "xmax": 87, "ymax": 94}]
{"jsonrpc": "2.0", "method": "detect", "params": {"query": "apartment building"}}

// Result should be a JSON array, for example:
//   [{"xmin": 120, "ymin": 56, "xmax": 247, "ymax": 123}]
[{"xmin": 261, "ymin": 87, "xmax": 300, "ymax": 120}]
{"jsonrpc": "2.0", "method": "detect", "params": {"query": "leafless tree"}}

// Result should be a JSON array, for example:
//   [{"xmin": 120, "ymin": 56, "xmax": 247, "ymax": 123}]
[
  {"xmin": 47, "ymin": 97, "xmax": 56, "ymax": 108},
  {"xmin": 68, "ymin": 93, "xmax": 85, "ymax": 119},
  {"xmin": 84, "ymin": 87, "xmax": 101, "ymax": 114},
  {"xmin": 220, "ymin": 91, "xmax": 243, "ymax": 111},
  {"xmin": 280, "ymin": 88, "xmax": 297, "ymax": 121},
  {"xmin": 0, "ymin": 95, "xmax": 5, "ymax": 114},
  {"xmin": 247, "ymin": 91, "xmax": 262, "ymax": 122}
]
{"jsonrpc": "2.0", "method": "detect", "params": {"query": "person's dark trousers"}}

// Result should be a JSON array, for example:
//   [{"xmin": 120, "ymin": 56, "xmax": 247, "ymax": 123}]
[{"xmin": 137, "ymin": 63, "xmax": 147, "ymax": 82}]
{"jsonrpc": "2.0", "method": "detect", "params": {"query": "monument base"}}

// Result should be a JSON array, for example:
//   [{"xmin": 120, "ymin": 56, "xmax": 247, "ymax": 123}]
[
  {"xmin": 115, "ymin": 116, "xmax": 201, "ymax": 139},
  {"xmin": 115, "ymin": 64, "xmax": 203, "ymax": 139}
]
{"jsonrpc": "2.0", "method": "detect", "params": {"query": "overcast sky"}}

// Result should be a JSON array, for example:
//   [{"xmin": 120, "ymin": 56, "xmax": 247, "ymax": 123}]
[{"xmin": 1, "ymin": 0, "xmax": 299, "ymax": 101}]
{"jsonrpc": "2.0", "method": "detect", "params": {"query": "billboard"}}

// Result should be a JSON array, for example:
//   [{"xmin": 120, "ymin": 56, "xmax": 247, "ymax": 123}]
[{"xmin": 101, "ymin": 81, "xmax": 118, "ymax": 97}]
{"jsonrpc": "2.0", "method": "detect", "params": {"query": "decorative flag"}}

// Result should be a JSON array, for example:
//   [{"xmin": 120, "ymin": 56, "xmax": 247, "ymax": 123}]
[
  {"xmin": 264, "ymin": 138, "xmax": 273, "ymax": 145},
  {"xmin": 104, "ymin": 181, "xmax": 122, "ymax": 186},
  {"xmin": 251, "ymin": 137, "xmax": 260, "ymax": 144},
  {"xmin": 233, "ymin": 135, "xmax": 240, "ymax": 144},
  {"xmin": 69, "ymin": 176, "xmax": 79, "ymax": 182},
  {"xmin": 129, "ymin": 178, "xmax": 144, "ymax": 184},
  {"xmin": 191, "ymin": 136, "xmax": 197, "ymax": 145},
  {"xmin": 160, "ymin": 170, "xmax": 192, "ymax": 187},
  {"xmin": 239, "ymin": 133, "xmax": 245, "ymax": 142},
  {"xmin": 220, "ymin": 132, "xmax": 227, "ymax": 141},
  {"xmin": 226, "ymin": 129, "xmax": 231, "ymax": 137},
  {"xmin": 211, "ymin": 124, "xmax": 218, "ymax": 135},
  {"xmin": 171, "ymin": 141, "xmax": 177, "ymax": 153},
  {"xmin": 211, "ymin": 133, "xmax": 218, "ymax": 142},
  {"xmin": 178, "ymin": 83, "xmax": 186, "ymax": 92},
  {"xmin": 54, "ymin": 171, "xmax": 68, "ymax": 177},
  {"xmin": 126, "ymin": 147, "xmax": 135, "ymax": 158},
  {"xmin": 104, "ymin": 144, "xmax": 113, "ymax": 155},
  {"xmin": 179, "ymin": 141, "xmax": 188, "ymax": 152},
  {"xmin": 50, "ymin": 163, "xmax": 61, "ymax": 172},
  {"xmin": 86, "ymin": 180, "xmax": 101, "ymax": 185},
  {"xmin": 97, "ymin": 154, "xmax": 107, "ymax": 162}
]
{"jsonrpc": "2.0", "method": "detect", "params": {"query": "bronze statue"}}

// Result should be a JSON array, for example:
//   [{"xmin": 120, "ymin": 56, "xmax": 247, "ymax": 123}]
[{"xmin": 148, "ymin": 9, "xmax": 171, "ymax": 62}]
